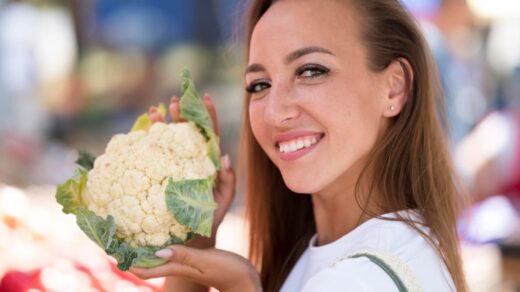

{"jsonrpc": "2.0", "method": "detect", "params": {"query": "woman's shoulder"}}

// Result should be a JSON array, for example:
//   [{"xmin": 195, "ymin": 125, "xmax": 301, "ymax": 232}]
[
  {"xmin": 300, "ymin": 256, "xmax": 399, "ymax": 292},
  {"xmin": 300, "ymin": 246, "xmax": 454, "ymax": 292},
  {"xmin": 349, "ymin": 210, "xmax": 436, "ymax": 253},
  {"xmin": 300, "ymin": 210, "xmax": 456, "ymax": 292}
]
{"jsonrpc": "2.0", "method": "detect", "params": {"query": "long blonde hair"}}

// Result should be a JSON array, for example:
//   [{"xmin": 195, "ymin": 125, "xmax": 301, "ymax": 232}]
[{"xmin": 239, "ymin": 0, "xmax": 467, "ymax": 291}]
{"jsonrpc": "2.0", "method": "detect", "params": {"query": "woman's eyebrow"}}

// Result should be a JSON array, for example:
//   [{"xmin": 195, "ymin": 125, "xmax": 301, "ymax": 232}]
[
  {"xmin": 284, "ymin": 46, "xmax": 334, "ymax": 65},
  {"xmin": 245, "ymin": 46, "xmax": 334, "ymax": 76},
  {"xmin": 244, "ymin": 63, "xmax": 266, "ymax": 75}
]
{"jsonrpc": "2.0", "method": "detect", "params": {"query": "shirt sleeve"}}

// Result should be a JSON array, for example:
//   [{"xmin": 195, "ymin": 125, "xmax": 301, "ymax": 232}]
[{"xmin": 300, "ymin": 257, "xmax": 400, "ymax": 292}]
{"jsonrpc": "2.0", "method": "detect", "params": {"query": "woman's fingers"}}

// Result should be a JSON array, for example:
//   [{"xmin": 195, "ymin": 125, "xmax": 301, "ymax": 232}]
[
  {"xmin": 130, "ymin": 246, "xmax": 205, "ymax": 281},
  {"xmin": 169, "ymin": 96, "xmax": 183, "ymax": 123},
  {"xmin": 129, "ymin": 247, "xmax": 261, "ymax": 291},
  {"xmin": 167, "ymin": 245, "xmax": 204, "ymax": 268},
  {"xmin": 214, "ymin": 154, "xmax": 235, "ymax": 219},
  {"xmin": 203, "ymin": 93, "xmax": 220, "ymax": 135},
  {"xmin": 148, "ymin": 107, "xmax": 165, "ymax": 123},
  {"xmin": 130, "ymin": 261, "xmax": 201, "ymax": 281}
]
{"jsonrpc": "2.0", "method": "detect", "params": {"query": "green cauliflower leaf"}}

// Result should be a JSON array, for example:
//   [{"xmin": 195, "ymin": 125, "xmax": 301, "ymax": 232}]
[
  {"xmin": 75, "ymin": 149, "xmax": 96, "ymax": 171},
  {"xmin": 106, "ymin": 239, "xmax": 139, "ymax": 271},
  {"xmin": 106, "ymin": 234, "xmax": 189, "ymax": 271},
  {"xmin": 165, "ymin": 177, "xmax": 217, "ymax": 237},
  {"xmin": 179, "ymin": 68, "xmax": 221, "ymax": 169},
  {"xmin": 76, "ymin": 208, "xmax": 116, "ymax": 250},
  {"xmin": 56, "ymin": 169, "xmax": 88, "ymax": 214}
]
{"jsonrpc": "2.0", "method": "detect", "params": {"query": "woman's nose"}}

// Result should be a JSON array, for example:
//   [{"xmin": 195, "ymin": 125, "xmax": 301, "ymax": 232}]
[{"xmin": 263, "ymin": 82, "xmax": 300, "ymax": 127}]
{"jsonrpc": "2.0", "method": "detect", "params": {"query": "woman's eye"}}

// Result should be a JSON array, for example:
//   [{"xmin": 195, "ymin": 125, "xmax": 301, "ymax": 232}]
[
  {"xmin": 296, "ymin": 64, "xmax": 330, "ymax": 79},
  {"xmin": 245, "ymin": 81, "xmax": 271, "ymax": 94}
]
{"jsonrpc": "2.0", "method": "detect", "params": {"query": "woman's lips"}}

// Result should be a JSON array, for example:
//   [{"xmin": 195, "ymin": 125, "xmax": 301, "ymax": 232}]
[{"xmin": 278, "ymin": 134, "xmax": 324, "ymax": 162}]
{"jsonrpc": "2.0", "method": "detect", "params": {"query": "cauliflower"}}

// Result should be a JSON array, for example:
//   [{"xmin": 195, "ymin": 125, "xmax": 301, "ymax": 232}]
[
  {"xmin": 56, "ymin": 69, "xmax": 220, "ymax": 270},
  {"xmin": 86, "ymin": 121, "xmax": 216, "ymax": 247}
]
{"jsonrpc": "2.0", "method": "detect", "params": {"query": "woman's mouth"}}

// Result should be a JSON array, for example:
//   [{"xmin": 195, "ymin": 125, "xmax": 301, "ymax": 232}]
[{"xmin": 276, "ymin": 133, "xmax": 324, "ymax": 161}]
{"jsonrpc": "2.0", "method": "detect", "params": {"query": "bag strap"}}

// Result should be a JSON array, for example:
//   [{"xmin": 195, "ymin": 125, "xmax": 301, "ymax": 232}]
[{"xmin": 330, "ymin": 249, "xmax": 424, "ymax": 292}]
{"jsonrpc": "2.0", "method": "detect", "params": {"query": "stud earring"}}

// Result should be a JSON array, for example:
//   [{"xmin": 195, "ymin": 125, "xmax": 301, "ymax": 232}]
[{"xmin": 390, "ymin": 105, "xmax": 395, "ymax": 111}]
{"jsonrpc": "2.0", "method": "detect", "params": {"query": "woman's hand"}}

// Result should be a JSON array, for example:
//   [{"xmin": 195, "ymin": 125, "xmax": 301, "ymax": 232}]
[
  {"xmin": 129, "ymin": 246, "xmax": 262, "ymax": 292},
  {"xmin": 148, "ymin": 94, "xmax": 235, "ymax": 248}
]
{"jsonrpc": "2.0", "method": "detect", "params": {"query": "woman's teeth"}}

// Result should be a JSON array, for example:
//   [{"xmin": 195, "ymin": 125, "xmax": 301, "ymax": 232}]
[{"xmin": 279, "ymin": 136, "xmax": 319, "ymax": 153}]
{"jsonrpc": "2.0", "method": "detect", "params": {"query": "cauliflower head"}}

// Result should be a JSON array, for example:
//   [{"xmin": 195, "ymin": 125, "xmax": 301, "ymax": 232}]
[
  {"xmin": 85, "ymin": 121, "xmax": 216, "ymax": 247},
  {"xmin": 56, "ymin": 69, "xmax": 220, "ymax": 270}
]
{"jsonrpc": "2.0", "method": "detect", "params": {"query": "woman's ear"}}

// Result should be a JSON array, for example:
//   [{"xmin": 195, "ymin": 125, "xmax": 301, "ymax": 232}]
[{"xmin": 384, "ymin": 58, "xmax": 413, "ymax": 117}]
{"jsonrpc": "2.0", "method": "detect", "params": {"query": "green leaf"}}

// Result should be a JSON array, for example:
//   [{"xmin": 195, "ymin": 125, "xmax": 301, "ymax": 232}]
[
  {"xmin": 179, "ymin": 69, "xmax": 214, "ymax": 134},
  {"xmin": 184, "ymin": 231, "xmax": 195, "ymax": 243},
  {"xmin": 106, "ymin": 239, "xmax": 138, "ymax": 271},
  {"xmin": 179, "ymin": 68, "xmax": 221, "ymax": 169},
  {"xmin": 76, "ymin": 209, "xmax": 116, "ymax": 250},
  {"xmin": 207, "ymin": 132, "xmax": 221, "ymax": 169},
  {"xmin": 165, "ymin": 177, "xmax": 217, "ymax": 237},
  {"xmin": 106, "ymin": 236, "xmax": 188, "ymax": 271},
  {"xmin": 157, "ymin": 103, "xmax": 167, "ymax": 117},
  {"xmin": 166, "ymin": 233, "xmax": 190, "ymax": 245},
  {"xmin": 131, "ymin": 113, "xmax": 152, "ymax": 132},
  {"xmin": 131, "ymin": 247, "xmax": 168, "ymax": 268},
  {"xmin": 74, "ymin": 209, "xmax": 168, "ymax": 272},
  {"xmin": 75, "ymin": 149, "xmax": 96, "ymax": 170},
  {"xmin": 55, "ymin": 169, "xmax": 88, "ymax": 214}
]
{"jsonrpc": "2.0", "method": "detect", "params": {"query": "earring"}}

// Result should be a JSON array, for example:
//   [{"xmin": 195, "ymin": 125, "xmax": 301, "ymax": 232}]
[{"xmin": 389, "ymin": 105, "xmax": 395, "ymax": 111}]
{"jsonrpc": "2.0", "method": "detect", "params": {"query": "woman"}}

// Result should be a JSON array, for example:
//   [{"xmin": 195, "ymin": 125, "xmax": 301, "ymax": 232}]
[{"xmin": 130, "ymin": 0, "xmax": 467, "ymax": 291}]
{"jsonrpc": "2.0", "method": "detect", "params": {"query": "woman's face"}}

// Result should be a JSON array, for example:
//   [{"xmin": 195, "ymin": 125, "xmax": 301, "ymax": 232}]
[{"xmin": 247, "ymin": 0, "xmax": 391, "ymax": 194}]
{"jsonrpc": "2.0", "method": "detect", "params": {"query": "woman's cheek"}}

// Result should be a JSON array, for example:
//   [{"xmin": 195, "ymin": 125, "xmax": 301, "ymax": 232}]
[{"xmin": 249, "ymin": 103, "xmax": 268, "ymax": 147}]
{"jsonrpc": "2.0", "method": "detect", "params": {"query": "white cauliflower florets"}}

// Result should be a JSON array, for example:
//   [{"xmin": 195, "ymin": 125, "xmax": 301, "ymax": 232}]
[{"xmin": 85, "ymin": 122, "xmax": 217, "ymax": 247}]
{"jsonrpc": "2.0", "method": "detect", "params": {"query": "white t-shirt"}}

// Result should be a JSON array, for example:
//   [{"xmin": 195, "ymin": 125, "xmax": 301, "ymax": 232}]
[{"xmin": 280, "ymin": 210, "xmax": 455, "ymax": 292}]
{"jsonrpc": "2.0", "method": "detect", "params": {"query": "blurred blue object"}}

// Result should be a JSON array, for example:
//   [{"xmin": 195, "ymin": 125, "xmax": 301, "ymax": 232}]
[
  {"xmin": 93, "ymin": 0, "xmax": 241, "ymax": 53},
  {"xmin": 459, "ymin": 196, "xmax": 519, "ymax": 244},
  {"xmin": 400, "ymin": 0, "xmax": 441, "ymax": 18},
  {"xmin": 95, "ymin": 0, "xmax": 196, "ymax": 52}
]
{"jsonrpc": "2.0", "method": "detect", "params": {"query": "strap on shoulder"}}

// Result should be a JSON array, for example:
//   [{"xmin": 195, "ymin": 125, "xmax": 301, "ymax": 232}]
[{"xmin": 330, "ymin": 249, "xmax": 423, "ymax": 292}]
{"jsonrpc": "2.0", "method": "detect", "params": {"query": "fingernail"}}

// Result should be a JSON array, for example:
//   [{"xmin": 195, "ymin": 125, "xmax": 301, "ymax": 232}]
[
  {"xmin": 155, "ymin": 248, "xmax": 174, "ymax": 259},
  {"xmin": 203, "ymin": 93, "xmax": 210, "ymax": 99},
  {"xmin": 170, "ymin": 96, "xmax": 178, "ymax": 103},
  {"xmin": 221, "ymin": 154, "xmax": 230, "ymax": 170}
]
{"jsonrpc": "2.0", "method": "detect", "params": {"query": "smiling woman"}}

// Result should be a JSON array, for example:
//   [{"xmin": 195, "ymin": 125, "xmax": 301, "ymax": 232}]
[
  {"xmin": 129, "ymin": 0, "xmax": 468, "ymax": 291},
  {"xmin": 243, "ymin": 0, "xmax": 467, "ymax": 291}
]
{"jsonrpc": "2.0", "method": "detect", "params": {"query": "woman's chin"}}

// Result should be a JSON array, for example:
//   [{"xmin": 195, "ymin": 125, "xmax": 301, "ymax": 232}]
[{"xmin": 283, "ymin": 178, "xmax": 323, "ymax": 195}]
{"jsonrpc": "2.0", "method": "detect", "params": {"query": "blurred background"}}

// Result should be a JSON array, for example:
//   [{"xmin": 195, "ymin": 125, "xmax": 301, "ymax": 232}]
[{"xmin": 0, "ymin": 0, "xmax": 519, "ymax": 291}]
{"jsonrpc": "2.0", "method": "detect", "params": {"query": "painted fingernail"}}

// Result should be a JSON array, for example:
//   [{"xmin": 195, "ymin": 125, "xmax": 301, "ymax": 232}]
[
  {"xmin": 203, "ymin": 93, "xmax": 210, "ymax": 99},
  {"xmin": 221, "ymin": 154, "xmax": 230, "ymax": 170},
  {"xmin": 155, "ymin": 248, "xmax": 174, "ymax": 259},
  {"xmin": 170, "ymin": 96, "xmax": 178, "ymax": 103}
]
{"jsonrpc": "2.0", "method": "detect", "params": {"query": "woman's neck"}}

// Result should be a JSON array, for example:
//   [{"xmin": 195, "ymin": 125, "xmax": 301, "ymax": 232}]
[{"xmin": 311, "ymin": 162, "xmax": 381, "ymax": 246}]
